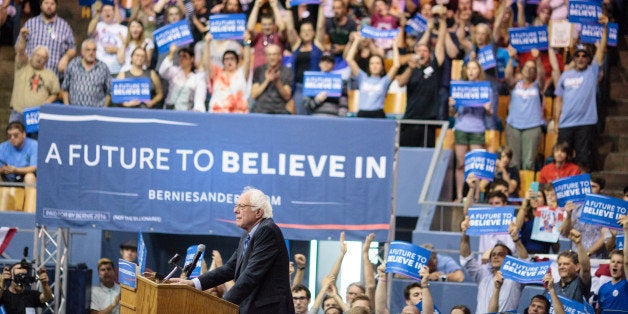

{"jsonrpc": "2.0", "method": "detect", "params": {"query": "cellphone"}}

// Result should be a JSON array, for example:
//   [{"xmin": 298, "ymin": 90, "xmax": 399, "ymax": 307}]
[{"xmin": 530, "ymin": 181, "xmax": 539, "ymax": 198}]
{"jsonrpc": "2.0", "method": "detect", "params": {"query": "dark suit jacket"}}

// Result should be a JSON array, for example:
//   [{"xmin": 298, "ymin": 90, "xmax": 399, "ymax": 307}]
[{"xmin": 197, "ymin": 218, "xmax": 295, "ymax": 314}]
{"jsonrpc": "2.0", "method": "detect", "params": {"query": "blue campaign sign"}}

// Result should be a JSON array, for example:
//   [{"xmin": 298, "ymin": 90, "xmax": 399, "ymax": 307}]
[
  {"xmin": 111, "ymin": 78, "xmax": 151, "ymax": 103},
  {"xmin": 552, "ymin": 174, "xmax": 591, "ymax": 207},
  {"xmin": 386, "ymin": 241, "xmax": 431, "ymax": 280},
  {"xmin": 118, "ymin": 258, "xmax": 137, "ymax": 288},
  {"xmin": 579, "ymin": 194, "xmax": 627, "ymax": 230},
  {"xmin": 184, "ymin": 245, "xmax": 204, "ymax": 278},
  {"xmin": 509, "ymin": 26, "xmax": 549, "ymax": 52},
  {"xmin": 35, "ymin": 105, "xmax": 396, "ymax": 241},
  {"xmin": 361, "ymin": 25, "xmax": 399, "ymax": 39},
  {"xmin": 568, "ymin": 0, "xmax": 602, "ymax": 24},
  {"xmin": 608, "ymin": 23, "xmax": 618, "ymax": 47},
  {"xmin": 464, "ymin": 150, "xmax": 497, "ymax": 181},
  {"xmin": 417, "ymin": 301, "xmax": 441, "ymax": 314},
  {"xmin": 526, "ymin": 0, "xmax": 539, "ymax": 4},
  {"xmin": 209, "ymin": 14, "xmax": 246, "ymax": 40},
  {"xmin": 450, "ymin": 81, "xmax": 492, "ymax": 108},
  {"xmin": 137, "ymin": 231, "xmax": 147, "ymax": 274},
  {"xmin": 496, "ymin": 48, "xmax": 517, "ymax": 79},
  {"xmin": 580, "ymin": 23, "xmax": 604, "ymax": 44},
  {"xmin": 154, "ymin": 20, "xmax": 193, "ymax": 54},
  {"xmin": 477, "ymin": 45, "xmax": 496, "ymax": 70},
  {"xmin": 617, "ymin": 234, "xmax": 625, "ymax": 250},
  {"xmin": 500, "ymin": 255, "xmax": 551, "ymax": 284},
  {"xmin": 550, "ymin": 294, "xmax": 592, "ymax": 314},
  {"xmin": 303, "ymin": 71, "xmax": 343, "ymax": 97},
  {"xmin": 291, "ymin": 0, "xmax": 321, "ymax": 4},
  {"xmin": 466, "ymin": 206, "xmax": 515, "ymax": 236},
  {"xmin": 23, "ymin": 106, "xmax": 40, "ymax": 133},
  {"xmin": 405, "ymin": 14, "xmax": 428, "ymax": 37}
]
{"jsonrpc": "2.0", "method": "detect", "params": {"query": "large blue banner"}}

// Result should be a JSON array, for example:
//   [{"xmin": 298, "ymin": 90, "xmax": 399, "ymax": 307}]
[
  {"xmin": 477, "ymin": 46, "xmax": 496, "ymax": 70},
  {"xmin": 500, "ymin": 255, "xmax": 551, "ymax": 284},
  {"xmin": 579, "ymin": 194, "xmax": 627, "ymax": 230},
  {"xmin": 360, "ymin": 25, "xmax": 399, "ymax": 39},
  {"xmin": 464, "ymin": 150, "xmax": 497, "ymax": 181},
  {"xmin": 509, "ymin": 26, "xmax": 549, "ymax": 52},
  {"xmin": 386, "ymin": 241, "xmax": 431, "ymax": 281},
  {"xmin": 303, "ymin": 71, "xmax": 343, "ymax": 97},
  {"xmin": 608, "ymin": 23, "xmax": 618, "ymax": 47},
  {"xmin": 450, "ymin": 81, "xmax": 492, "ymax": 108},
  {"xmin": 466, "ymin": 206, "xmax": 515, "ymax": 236},
  {"xmin": 568, "ymin": 0, "xmax": 602, "ymax": 24},
  {"xmin": 35, "ymin": 106, "xmax": 396, "ymax": 241},
  {"xmin": 580, "ymin": 23, "xmax": 604, "ymax": 44},
  {"xmin": 209, "ymin": 14, "xmax": 246, "ymax": 40},
  {"xmin": 154, "ymin": 20, "xmax": 194, "ymax": 54},
  {"xmin": 405, "ymin": 14, "xmax": 428, "ymax": 37},
  {"xmin": 111, "ymin": 78, "xmax": 151, "ymax": 103},
  {"xmin": 552, "ymin": 174, "xmax": 591, "ymax": 207}
]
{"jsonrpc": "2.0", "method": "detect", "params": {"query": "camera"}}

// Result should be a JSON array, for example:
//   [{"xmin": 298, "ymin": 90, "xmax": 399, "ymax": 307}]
[{"xmin": 13, "ymin": 247, "xmax": 37, "ymax": 287}]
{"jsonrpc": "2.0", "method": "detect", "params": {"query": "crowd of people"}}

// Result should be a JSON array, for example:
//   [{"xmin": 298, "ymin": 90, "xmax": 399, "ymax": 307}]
[
  {"xmin": 2, "ymin": 0, "xmax": 625, "ymax": 201},
  {"xmin": 0, "ymin": 0, "xmax": 627, "ymax": 313}
]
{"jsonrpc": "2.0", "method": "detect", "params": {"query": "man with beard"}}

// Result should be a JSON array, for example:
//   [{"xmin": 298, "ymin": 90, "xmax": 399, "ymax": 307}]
[
  {"xmin": 90, "ymin": 258, "xmax": 121, "ymax": 314},
  {"xmin": 251, "ymin": 44, "xmax": 293, "ymax": 114},
  {"xmin": 597, "ymin": 215, "xmax": 628, "ymax": 311},
  {"xmin": 21, "ymin": 0, "xmax": 76, "ymax": 80},
  {"xmin": 247, "ymin": 0, "xmax": 286, "ymax": 69},
  {"xmin": 61, "ymin": 39, "xmax": 112, "ymax": 107},
  {"xmin": 0, "ymin": 263, "xmax": 52, "ymax": 313},
  {"xmin": 320, "ymin": 0, "xmax": 357, "ymax": 57},
  {"xmin": 9, "ymin": 27, "xmax": 59, "ymax": 124},
  {"xmin": 553, "ymin": 14, "xmax": 609, "ymax": 171}
]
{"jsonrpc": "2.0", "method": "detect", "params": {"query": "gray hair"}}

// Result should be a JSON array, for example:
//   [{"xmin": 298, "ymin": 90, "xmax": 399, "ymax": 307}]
[
  {"xmin": 33, "ymin": 45, "xmax": 49, "ymax": 57},
  {"xmin": 81, "ymin": 39, "xmax": 97, "ymax": 50},
  {"xmin": 242, "ymin": 186, "xmax": 273, "ymax": 218}
]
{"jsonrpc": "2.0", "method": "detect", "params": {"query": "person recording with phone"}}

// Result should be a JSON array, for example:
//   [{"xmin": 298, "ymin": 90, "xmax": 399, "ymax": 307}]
[{"xmin": 0, "ymin": 261, "xmax": 53, "ymax": 314}]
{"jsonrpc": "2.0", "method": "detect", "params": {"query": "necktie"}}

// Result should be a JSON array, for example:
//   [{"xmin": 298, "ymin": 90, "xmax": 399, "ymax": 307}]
[{"xmin": 242, "ymin": 234, "xmax": 251, "ymax": 256}]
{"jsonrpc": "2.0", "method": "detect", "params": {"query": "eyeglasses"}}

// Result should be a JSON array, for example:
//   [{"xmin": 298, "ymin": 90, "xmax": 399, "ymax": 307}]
[
  {"xmin": 574, "ymin": 53, "xmax": 589, "ymax": 59},
  {"xmin": 7, "ymin": 132, "xmax": 22, "ymax": 139},
  {"xmin": 293, "ymin": 296, "xmax": 308, "ymax": 301},
  {"xmin": 234, "ymin": 203, "xmax": 254, "ymax": 209}
]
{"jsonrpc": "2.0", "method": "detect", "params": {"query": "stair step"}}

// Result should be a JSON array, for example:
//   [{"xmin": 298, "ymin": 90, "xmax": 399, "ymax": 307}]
[
  {"xmin": 604, "ymin": 152, "xmax": 628, "ymax": 172},
  {"xmin": 610, "ymin": 82, "xmax": 628, "ymax": 100},
  {"xmin": 591, "ymin": 171, "xmax": 628, "ymax": 190},
  {"xmin": 605, "ymin": 116, "xmax": 628, "ymax": 135},
  {"xmin": 608, "ymin": 100, "xmax": 628, "ymax": 115},
  {"xmin": 605, "ymin": 134, "xmax": 628, "ymax": 152}
]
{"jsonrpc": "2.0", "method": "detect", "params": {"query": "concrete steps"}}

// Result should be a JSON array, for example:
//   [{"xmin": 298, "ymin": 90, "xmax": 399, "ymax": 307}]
[
  {"xmin": 591, "ymin": 171, "xmax": 628, "ymax": 189},
  {"xmin": 605, "ymin": 116, "xmax": 628, "ymax": 135},
  {"xmin": 604, "ymin": 152, "xmax": 628, "ymax": 172}
]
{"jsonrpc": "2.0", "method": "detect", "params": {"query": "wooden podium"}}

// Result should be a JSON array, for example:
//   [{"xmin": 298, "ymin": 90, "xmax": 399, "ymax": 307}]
[{"xmin": 120, "ymin": 275, "xmax": 238, "ymax": 314}]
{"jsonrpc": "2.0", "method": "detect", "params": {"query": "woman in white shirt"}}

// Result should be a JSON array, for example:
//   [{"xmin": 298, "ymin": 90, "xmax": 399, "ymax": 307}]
[{"xmin": 159, "ymin": 44, "xmax": 206, "ymax": 111}]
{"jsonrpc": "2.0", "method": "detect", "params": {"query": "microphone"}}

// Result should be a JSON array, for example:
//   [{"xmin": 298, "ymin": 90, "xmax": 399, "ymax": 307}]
[
  {"xmin": 168, "ymin": 253, "xmax": 181, "ymax": 266},
  {"xmin": 182, "ymin": 244, "xmax": 205, "ymax": 278},
  {"xmin": 162, "ymin": 253, "xmax": 183, "ymax": 282}
]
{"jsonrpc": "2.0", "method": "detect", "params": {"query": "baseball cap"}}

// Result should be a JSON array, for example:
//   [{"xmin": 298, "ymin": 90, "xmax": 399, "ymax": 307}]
[
  {"xmin": 320, "ymin": 52, "xmax": 335, "ymax": 63},
  {"xmin": 97, "ymin": 258, "xmax": 113, "ymax": 269},
  {"xmin": 574, "ymin": 44, "xmax": 592, "ymax": 57}
]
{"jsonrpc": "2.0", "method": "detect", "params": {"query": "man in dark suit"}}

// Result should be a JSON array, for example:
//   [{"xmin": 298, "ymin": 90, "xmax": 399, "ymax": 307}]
[{"xmin": 176, "ymin": 187, "xmax": 294, "ymax": 314}]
